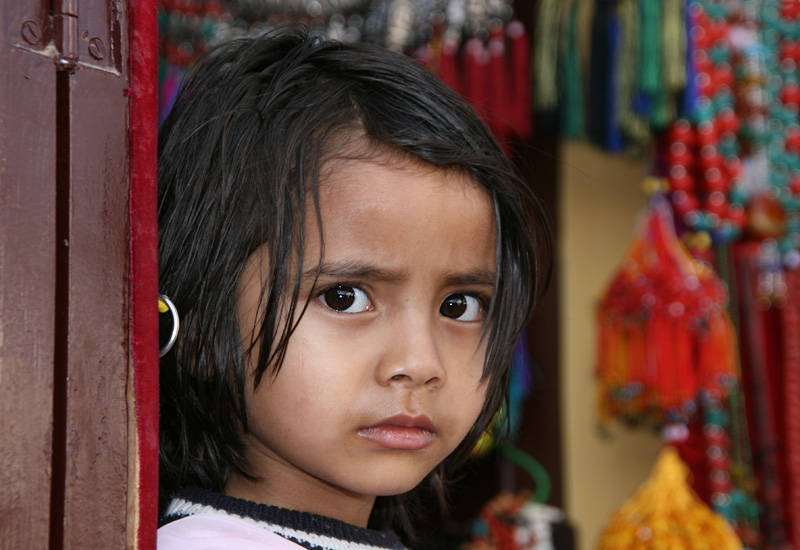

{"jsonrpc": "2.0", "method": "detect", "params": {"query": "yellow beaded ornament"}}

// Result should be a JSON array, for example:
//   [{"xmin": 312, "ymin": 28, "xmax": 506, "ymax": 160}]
[{"xmin": 598, "ymin": 446, "xmax": 742, "ymax": 550}]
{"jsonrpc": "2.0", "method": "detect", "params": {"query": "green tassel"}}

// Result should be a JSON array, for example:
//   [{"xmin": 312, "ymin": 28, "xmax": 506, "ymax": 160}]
[
  {"xmin": 561, "ymin": 0, "xmax": 585, "ymax": 138},
  {"xmin": 639, "ymin": 0, "xmax": 662, "ymax": 95},
  {"xmin": 650, "ymin": 0, "xmax": 684, "ymax": 128},
  {"xmin": 534, "ymin": 0, "xmax": 561, "ymax": 110},
  {"xmin": 662, "ymin": 0, "xmax": 686, "ymax": 92},
  {"xmin": 650, "ymin": 81, "xmax": 673, "ymax": 130},
  {"xmin": 618, "ymin": 0, "xmax": 650, "ymax": 151}
]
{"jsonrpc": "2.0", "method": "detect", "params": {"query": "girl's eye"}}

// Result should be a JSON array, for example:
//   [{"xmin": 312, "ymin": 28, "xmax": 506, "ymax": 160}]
[
  {"xmin": 319, "ymin": 285, "xmax": 372, "ymax": 313},
  {"xmin": 440, "ymin": 293, "xmax": 483, "ymax": 322}
]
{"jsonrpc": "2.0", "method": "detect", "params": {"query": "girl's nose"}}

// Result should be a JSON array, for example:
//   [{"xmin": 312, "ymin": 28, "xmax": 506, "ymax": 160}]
[{"xmin": 375, "ymin": 316, "xmax": 446, "ymax": 389}]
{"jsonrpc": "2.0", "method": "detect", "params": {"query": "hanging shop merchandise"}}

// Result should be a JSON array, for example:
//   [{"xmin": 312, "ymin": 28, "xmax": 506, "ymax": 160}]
[
  {"xmin": 464, "ymin": 338, "xmax": 576, "ymax": 550},
  {"xmin": 598, "ymin": 446, "xmax": 742, "ymax": 550},
  {"xmin": 595, "ymin": 189, "xmax": 763, "ymax": 548},
  {"xmin": 554, "ymin": 1, "xmax": 800, "ymax": 549},
  {"xmin": 595, "ymin": 193, "xmax": 738, "ymax": 428},
  {"xmin": 536, "ymin": 0, "xmax": 800, "ymax": 260},
  {"xmin": 157, "ymin": 0, "xmax": 532, "ymax": 145}
]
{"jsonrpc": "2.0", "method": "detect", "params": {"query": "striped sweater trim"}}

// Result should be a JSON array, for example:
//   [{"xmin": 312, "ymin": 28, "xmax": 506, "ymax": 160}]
[{"xmin": 161, "ymin": 486, "xmax": 406, "ymax": 550}]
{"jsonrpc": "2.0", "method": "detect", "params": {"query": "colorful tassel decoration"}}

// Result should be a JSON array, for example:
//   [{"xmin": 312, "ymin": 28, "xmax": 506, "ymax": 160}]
[
  {"xmin": 639, "ymin": 0, "xmax": 662, "ymax": 97},
  {"xmin": 508, "ymin": 20, "xmax": 532, "ymax": 140},
  {"xmin": 473, "ymin": 336, "xmax": 535, "ymax": 457},
  {"xmin": 782, "ymin": 268, "xmax": 800, "ymax": 547},
  {"xmin": 533, "ymin": 0, "xmax": 560, "ymax": 112},
  {"xmin": 486, "ymin": 22, "xmax": 513, "ymax": 142},
  {"xmin": 588, "ymin": 0, "xmax": 614, "ymax": 147},
  {"xmin": 596, "ymin": 191, "xmax": 739, "ymax": 428},
  {"xmin": 617, "ymin": 0, "xmax": 651, "ymax": 152},
  {"xmin": 598, "ymin": 446, "xmax": 743, "ymax": 550},
  {"xmin": 560, "ymin": 0, "xmax": 584, "ymax": 139}
]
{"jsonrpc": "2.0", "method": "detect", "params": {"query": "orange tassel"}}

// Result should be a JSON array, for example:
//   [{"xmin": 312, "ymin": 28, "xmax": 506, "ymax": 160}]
[
  {"xmin": 595, "ymin": 195, "xmax": 740, "ymax": 427},
  {"xmin": 675, "ymin": 321, "xmax": 695, "ymax": 406}
]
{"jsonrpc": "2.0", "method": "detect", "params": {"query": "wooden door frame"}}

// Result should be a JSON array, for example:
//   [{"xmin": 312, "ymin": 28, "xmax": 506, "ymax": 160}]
[{"xmin": 1, "ymin": 1, "xmax": 158, "ymax": 548}]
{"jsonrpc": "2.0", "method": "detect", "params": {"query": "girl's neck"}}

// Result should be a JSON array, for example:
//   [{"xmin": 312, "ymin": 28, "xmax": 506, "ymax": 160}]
[{"xmin": 224, "ymin": 469, "xmax": 376, "ymax": 527}]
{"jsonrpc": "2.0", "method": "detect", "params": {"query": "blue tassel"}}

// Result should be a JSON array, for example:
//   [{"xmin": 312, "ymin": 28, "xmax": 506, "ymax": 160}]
[
  {"xmin": 681, "ymin": 0, "xmax": 699, "ymax": 117},
  {"xmin": 607, "ymin": 12, "xmax": 625, "ymax": 151}
]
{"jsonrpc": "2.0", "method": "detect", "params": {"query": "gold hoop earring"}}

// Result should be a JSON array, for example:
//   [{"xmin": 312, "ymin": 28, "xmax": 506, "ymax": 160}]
[{"xmin": 159, "ymin": 294, "xmax": 180, "ymax": 357}]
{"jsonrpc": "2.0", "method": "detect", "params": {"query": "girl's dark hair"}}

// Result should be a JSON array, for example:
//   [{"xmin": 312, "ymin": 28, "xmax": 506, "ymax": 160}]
[{"xmin": 158, "ymin": 26, "xmax": 551, "ymax": 537}]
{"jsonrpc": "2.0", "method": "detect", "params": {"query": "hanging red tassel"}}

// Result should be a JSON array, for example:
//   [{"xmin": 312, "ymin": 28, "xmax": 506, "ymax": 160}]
[
  {"xmin": 653, "ymin": 315, "xmax": 678, "ymax": 410},
  {"xmin": 418, "ymin": 19, "xmax": 442, "ymax": 79},
  {"xmin": 675, "ymin": 321, "xmax": 695, "ymax": 407},
  {"xmin": 439, "ymin": 33, "xmax": 462, "ymax": 94},
  {"xmin": 463, "ymin": 36, "xmax": 490, "ymax": 124},
  {"xmin": 486, "ymin": 22, "xmax": 513, "ymax": 144},
  {"xmin": 507, "ymin": 19, "xmax": 532, "ymax": 140},
  {"xmin": 596, "ymin": 191, "xmax": 740, "ymax": 428},
  {"xmin": 625, "ymin": 322, "xmax": 645, "ymax": 413},
  {"xmin": 735, "ymin": 244, "xmax": 792, "ymax": 547},
  {"xmin": 781, "ymin": 268, "xmax": 800, "ymax": 546}
]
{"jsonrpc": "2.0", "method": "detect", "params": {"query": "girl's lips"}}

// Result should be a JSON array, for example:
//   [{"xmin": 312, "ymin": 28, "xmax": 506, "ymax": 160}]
[{"xmin": 358, "ymin": 415, "xmax": 436, "ymax": 450}]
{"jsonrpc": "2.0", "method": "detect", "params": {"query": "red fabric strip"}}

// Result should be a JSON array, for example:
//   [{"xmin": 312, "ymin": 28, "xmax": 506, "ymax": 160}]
[
  {"xmin": 129, "ymin": 1, "xmax": 159, "ymax": 548},
  {"xmin": 782, "ymin": 268, "xmax": 800, "ymax": 547}
]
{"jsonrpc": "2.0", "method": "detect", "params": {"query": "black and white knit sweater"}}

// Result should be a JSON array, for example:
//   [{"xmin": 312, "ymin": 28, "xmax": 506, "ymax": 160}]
[{"xmin": 160, "ymin": 486, "xmax": 408, "ymax": 550}]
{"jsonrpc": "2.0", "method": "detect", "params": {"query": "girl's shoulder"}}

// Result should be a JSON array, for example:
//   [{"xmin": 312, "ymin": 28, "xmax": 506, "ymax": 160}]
[
  {"xmin": 158, "ymin": 486, "xmax": 408, "ymax": 550},
  {"xmin": 158, "ymin": 512, "xmax": 305, "ymax": 549}
]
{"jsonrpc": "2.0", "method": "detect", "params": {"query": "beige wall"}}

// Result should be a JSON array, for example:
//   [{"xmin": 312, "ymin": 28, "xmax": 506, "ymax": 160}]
[{"xmin": 559, "ymin": 141, "xmax": 664, "ymax": 549}]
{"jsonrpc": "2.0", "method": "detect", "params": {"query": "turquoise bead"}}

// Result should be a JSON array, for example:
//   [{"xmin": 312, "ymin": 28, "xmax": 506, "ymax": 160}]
[
  {"xmin": 719, "ymin": 135, "xmax": 739, "ymax": 156},
  {"xmin": 729, "ymin": 185, "xmax": 748, "ymax": 205},
  {"xmin": 710, "ymin": 44, "xmax": 730, "ymax": 65},
  {"xmin": 692, "ymin": 100, "xmax": 715, "ymax": 124},
  {"xmin": 787, "ymin": 215, "xmax": 800, "ymax": 234},
  {"xmin": 695, "ymin": 212, "xmax": 711, "ymax": 231},
  {"xmin": 780, "ymin": 234, "xmax": 800, "ymax": 253},
  {"xmin": 713, "ymin": 89, "xmax": 735, "ymax": 111},
  {"xmin": 770, "ymin": 171, "xmax": 788, "ymax": 188}
]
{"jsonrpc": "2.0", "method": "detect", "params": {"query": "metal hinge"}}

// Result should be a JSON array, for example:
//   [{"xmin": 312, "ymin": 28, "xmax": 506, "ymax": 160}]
[
  {"xmin": 53, "ymin": 0, "xmax": 79, "ymax": 72},
  {"xmin": 17, "ymin": 0, "xmax": 122, "ymax": 75}
]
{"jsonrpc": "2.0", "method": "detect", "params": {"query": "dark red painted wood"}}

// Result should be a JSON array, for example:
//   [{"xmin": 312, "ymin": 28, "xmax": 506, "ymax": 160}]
[
  {"xmin": 59, "ymin": 45, "xmax": 131, "ymax": 550},
  {"xmin": 0, "ymin": 1, "xmax": 57, "ymax": 548},
  {"xmin": 129, "ymin": 0, "xmax": 161, "ymax": 547},
  {"xmin": 1, "ymin": 1, "xmax": 134, "ymax": 548}
]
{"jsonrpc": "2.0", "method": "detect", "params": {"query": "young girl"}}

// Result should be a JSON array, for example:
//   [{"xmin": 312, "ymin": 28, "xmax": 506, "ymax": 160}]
[{"xmin": 157, "ymin": 27, "xmax": 550, "ymax": 549}]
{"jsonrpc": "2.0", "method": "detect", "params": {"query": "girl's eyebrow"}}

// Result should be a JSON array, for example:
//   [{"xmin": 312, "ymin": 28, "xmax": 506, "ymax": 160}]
[
  {"xmin": 442, "ymin": 269, "xmax": 496, "ymax": 288},
  {"xmin": 303, "ymin": 261, "xmax": 408, "ymax": 283},
  {"xmin": 302, "ymin": 261, "xmax": 495, "ymax": 288}
]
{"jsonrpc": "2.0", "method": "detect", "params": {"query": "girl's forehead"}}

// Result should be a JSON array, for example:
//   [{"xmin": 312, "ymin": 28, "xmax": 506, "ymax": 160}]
[
  {"xmin": 319, "ymin": 132, "xmax": 482, "ymax": 188},
  {"xmin": 306, "ymin": 155, "xmax": 496, "ymax": 270},
  {"xmin": 318, "ymin": 157, "xmax": 491, "ymax": 218},
  {"xmin": 318, "ymin": 143, "xmax": 488, "ymax": 201}
]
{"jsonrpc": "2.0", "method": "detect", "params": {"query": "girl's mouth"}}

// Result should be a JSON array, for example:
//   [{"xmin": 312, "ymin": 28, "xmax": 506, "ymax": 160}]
[{"xmin": 358, "ymin": 414, "xmax": 436, "ymax": 450}]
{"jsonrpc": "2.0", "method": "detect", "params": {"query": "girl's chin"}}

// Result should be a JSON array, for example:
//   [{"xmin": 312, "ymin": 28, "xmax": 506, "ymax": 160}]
[{"xmin": 358, "ymin": 474, "xmax": 433, "ymax": 498}]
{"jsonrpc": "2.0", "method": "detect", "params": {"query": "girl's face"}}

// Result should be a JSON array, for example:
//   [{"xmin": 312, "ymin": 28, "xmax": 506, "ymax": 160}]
[{"xmin": 228, "ymin": 154, "xmax": 496, "ymax": 527}]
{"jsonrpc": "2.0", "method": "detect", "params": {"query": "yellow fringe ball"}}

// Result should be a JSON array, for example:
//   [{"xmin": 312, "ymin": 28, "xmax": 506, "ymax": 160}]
[{"xmin": 598, "ymin": 446, "xmax": 743, "ymax": 550}]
